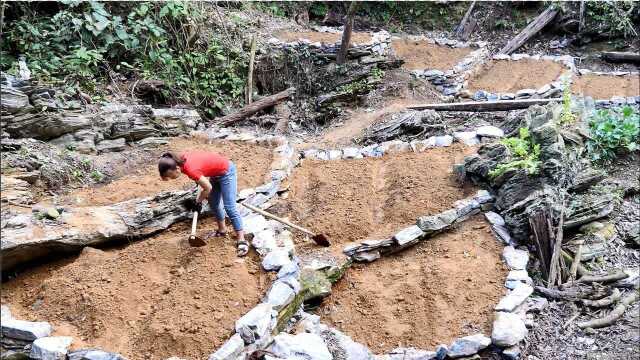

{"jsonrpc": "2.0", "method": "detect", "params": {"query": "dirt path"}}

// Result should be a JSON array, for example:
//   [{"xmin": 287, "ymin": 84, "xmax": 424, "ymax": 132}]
[
  {"xmin": 467, "ymin": 59, "xmax": 565, "ymax": 93},
  {"xmin": 391, "ymin": 39, "xmax": 473, "ymax": 71},
  {"xmin": 1, "ymin": 221, "xmax": 270, "ymax": 360},
  {"xmin": 280, "ymin": 145, "xmax": 476, "ymax": 253},
  {"xmin": 571, "ymin": 74, "xmax": 640, "ymax": 99},
  {"xmin": 60, "ymin": 138, "xmax": 273, "ymax": 207},
  {"xmin": 320, "ymin": 215, "xmax": 508, "ymax": 353}
]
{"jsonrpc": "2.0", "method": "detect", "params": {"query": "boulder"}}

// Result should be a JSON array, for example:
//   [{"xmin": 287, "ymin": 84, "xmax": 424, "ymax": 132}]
[
  {"xmin": 491, "ymin": 312, "xmax": 527, "ymax": 347},
  {"xmin": 207, "ymin": 334, "xmax": 245, "ymax": 360},
  {"xmin": 448, "ymin": 334, "xmax": 491, "ymax": 358},
  {"xmin": 235, "ymin": 303, "xmax": 277, "ymax": 345},
  {"xmin": 3, "ymin": 112, "xmax": 91, "ymax": 140},
  {"xmin": 1, "ymin": 86, "xmax": 31, "ymax": 114},
  {"xmin": 270, "ymin": 333, "xmax": 332, "ymax": 360},
  {"xmin": 30, "ymin": 336, "xmax": 73, "ymax": 360}
]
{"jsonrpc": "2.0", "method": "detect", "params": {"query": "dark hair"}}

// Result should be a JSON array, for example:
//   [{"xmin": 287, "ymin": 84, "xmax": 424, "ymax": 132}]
[{"xmin": 158, "ymin": 152, "xmax": 184, "ymax": 177}]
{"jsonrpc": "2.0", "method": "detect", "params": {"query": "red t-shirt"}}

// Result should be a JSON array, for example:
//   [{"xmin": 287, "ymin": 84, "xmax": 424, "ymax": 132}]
[{"xmin": 180, "ymin": 151, "xmax": 230, "ymax": 181}]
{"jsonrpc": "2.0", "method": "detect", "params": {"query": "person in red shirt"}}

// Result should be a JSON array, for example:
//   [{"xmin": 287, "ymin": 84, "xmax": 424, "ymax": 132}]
[{"xmin": 158, "ymin": 151, "xmax": 248, "ymax": 256}]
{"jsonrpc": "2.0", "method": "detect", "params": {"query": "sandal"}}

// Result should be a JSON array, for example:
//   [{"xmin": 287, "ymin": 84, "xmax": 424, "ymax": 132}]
[
  {"xmin": 236, "ymin": 239, "xmax": 249, "ymax": 257},
  {"xmin": 205, "ymin": 230, "xmax": 227, "ymax": 239}
]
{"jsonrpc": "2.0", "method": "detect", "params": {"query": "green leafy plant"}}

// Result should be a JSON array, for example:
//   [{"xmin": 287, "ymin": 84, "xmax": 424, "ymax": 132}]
[
  {"xmin": 489, "ymin": 127, "xmax": 541, "ymax": 178},
  {"xmin": 586, "ymin": 106, "xmax": 640, "ymax": 164},
  {"xmin": 90, "ymin": 169, "xmax": 105, "ymax": 182},
  {"xmin": 560, "ymin": 79, "xmax": 576, "ymax": 124}
]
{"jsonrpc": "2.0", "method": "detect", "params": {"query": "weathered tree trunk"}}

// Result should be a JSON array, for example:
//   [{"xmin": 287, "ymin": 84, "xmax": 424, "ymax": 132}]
[
  {"xmin": 499, "ymin": 5, "xmax": 560, "ymax": 54},
  {"xmin": 337, "ymin": 2, "xmax": 359, "ymax": 65},
  {"xmin": 246, "ymin": 35, "xmax": 257, "ymax": 104},
  {"xmin": 601, "ymin": 51, "xmax": 640, "ymax": 64},
  {"xmin": 455, "ymin": 1, "xmax": 477, "ymax": 40},
  {"xmin": 407, "ymin": 99, "xmax": 562, "ymax": 112},
  {"xmin": 219, "ymin": 87, "xmax": 295, "ymax": 126},
  {"xmin": 577, "ymin": 290, "xmax": 639, "ymax": 329}
]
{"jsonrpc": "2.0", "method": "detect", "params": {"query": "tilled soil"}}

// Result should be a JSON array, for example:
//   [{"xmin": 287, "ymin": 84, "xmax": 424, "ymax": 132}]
[
  {"xmin": 275, "ymin": 31, "xmax": 372, "ymax": 44},
  {"xmin": 281, "ymin": 145, "xmax": 476, "ymax": 251},
  {"xmin": 61, "ymin": 138, "xmax": 273, "ymax": 206},
  {"xmin": 320, "ymin": 215, "xmax": 508, "ymax": 353},
  {"xmin": 467, "ymin": 59, "xmax": 566, "ymax": 93},
  {"xmin": 571, "ymin": 74, "xmax": 640, "ymax": 99},
  {"xmin": 391, "ymin": 39, "xmax": 473, "ymax": 71},
  {"xmin": 1, "ymin": 221, "xmax": 271, "ymax": 360}
]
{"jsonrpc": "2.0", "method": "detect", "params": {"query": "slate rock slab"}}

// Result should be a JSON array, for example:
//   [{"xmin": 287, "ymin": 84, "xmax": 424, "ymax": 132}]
[
  {"xmin": 491, "ymin": 312, "xmax": 528, "ymax": 347},
  {"xmin": 1, "ymin": 318, "xmax": 52, "ymax": 341},
  {"xmin": 68, "ymin": 349, "xmax": 127, "ymax": 360},
  {"xmin": 448, "ymin": 334, "xmax": 491, "ymax": 358},
  {"xmin": 207, "ymin": 333, "xmax": 244, "ymax": 360},
  {"xmin": 265, "ymin": 280, "xmax": 296, "ymax": 310},
  {"xmin": 495, "ymin": 282, "xmax": 534, "ymax": 312},
  {"xmin": 235, "ymin": 303, "xmax": 277, "ymax": 345},
  {"xmin": 270, "ymin": 333, "xmax": 332, "ymax": 360},
  {"xmin": 30, "ymin": 336, "xmax": 73, "ymax": 360},
  {"xmin": 502, "ymin": 246, "xmax": 529, "ymax": 270},
  {"xmin": 262, "ymin": 249, "xmax": 292, "ymax": 271}
]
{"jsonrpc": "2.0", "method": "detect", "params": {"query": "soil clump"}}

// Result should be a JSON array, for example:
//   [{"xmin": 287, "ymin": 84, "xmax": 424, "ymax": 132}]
[
  {"xmin": 571, "ymin": 74, "xmax": 640, "ymax": 99},
  {"xmin": 391, "ymin": 39, "xmax": 473, "ymax": 71},
  {"xmin": 467, "ymin": 59, "xmax": 565, "ymax": 93},
  {"xmin": 320, "ymin": 215, "xmax": 508, "ymax": 353},
  {"xmin": 60, "ymin": 138, "xmax": 274, "ymax": 206},
  {"xmin": 1, "ymin": 221, "xmax": 270, "ymax": 360}
]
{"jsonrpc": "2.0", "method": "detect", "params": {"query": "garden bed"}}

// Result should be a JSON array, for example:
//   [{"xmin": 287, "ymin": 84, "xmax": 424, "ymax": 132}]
[
  {"xmin": 275, "ymin": 30, "xmax": 373, "ymax": 45},
  {"xmin": 391, "ymin": 38, "xmax": 473, "ymax": 71},
  {"xmin": 571, "ymin": 73, "xmax": 640, "ymax": 100},
  {"xmin": 466, "ymin": 59, "xmax": 566, "ymax": 94}
]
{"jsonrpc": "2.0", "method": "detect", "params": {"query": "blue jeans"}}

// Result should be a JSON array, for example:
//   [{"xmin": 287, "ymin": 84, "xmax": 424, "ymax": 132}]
[{"xmin": 209, "ymin": 162, "xmax": 243, "ymax": 231}]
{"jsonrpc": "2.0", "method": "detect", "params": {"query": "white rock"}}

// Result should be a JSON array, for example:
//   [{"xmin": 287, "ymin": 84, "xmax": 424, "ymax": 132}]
[
  {"xmin": 30, "ymin": 336, "xmax": 73, "ymax": 360},
  {"xmin": 208, "ymin": 333, "xmax": 245, "ymax": 360},
  {"xmin": 262, "ymin": 249, "xmax": 292, "ymax": 271},
  {"xmin": 434, "ymin": 135, "xmax": 453, "ymax": 147},
  {"xmin": 484, "ymin": 211, "xmax": 505, "ymax": 227},
  {"xmin": 1, "ymin": 305, "xmax": 11, "ymax": 322},
  {"xmin": 235, "ymin": 303, "xmax": 277, "ymax": 345},
  {"xmin": 389, "ymin": 347, "xmax": 437, "ymax": 360},
  {"xmin": 321, "ymin": 327, "xmax": 373, "ymax": 360},
  {"xmin": 505, "ymin": 270, "xmax": 532, "ymax": 289},
  {"xmin": 252, "ymin": 228, "xmax": 277, "ymax": 256},
  {"xmin": 453, "ymin": 131, "xmax": 480, "ymax": 145},
  {"xmin": 474, "ymin": 189, "xmax": 494, "ymax": 204},
  {"xmin": 327, "ymin": 149, "xmax": 343, "ymax": 160},
  {"xmin": 476, "ymin": 125, "xmax": 504, "ymax": 138},
  {"xmin": 536, "ymin": 84, "xmax": 552, "ymax": 95},
  {"xmin": 243, "ymin": 214, "xmax": 269, "ymax": 234},
  {"xmin": 265, "ymin": 280, "xmax": 296, "ymax": 310},
  {"xmin": 502, "ymin": 246, "xmax": 529, "ymax": 270},
  {"xmin": 1, "ymin": 318, "xmax": 52, "ymax": 341},
  {"xmin": 238, "ymin": 188, "xmax": 256, "ymax": 201},
  {"xmin": 495, "ymin": 283, "xmax": 534, "ymax": 312},
  {"xmin": 394, "ymin": 225, "xmax": 425, "ymax": 246},
  {"xmin": 270, "ymin": 333, "xmax": 332, "ymax": 360},
  {"xmin": 515, "ymin": 89, "xmax": 536, "ymax": 97},
  {"xmin": 492, "ymin": 312, "xmax": 528, "ymax": 347},
  {"xmin": 448, "ymin": 334, "xmax": 491, "ymax": 358},
  {"xmin": 353, "ymin": 250, "xmax": 381, "ymax": 262},
  {"xmin": 492, "ymin": 225, "xmax": 512, "ymax": 245},
  {"xmin": 502, "ymin": 345, "xmax": 521, "ymax": 360},
  {"xmin": 67, "ymin": 349, "xmax": 126, "ymax": 360},
  {"xmin": 342, "ymin": 147, "xmax": 363, "ymax": 159}
]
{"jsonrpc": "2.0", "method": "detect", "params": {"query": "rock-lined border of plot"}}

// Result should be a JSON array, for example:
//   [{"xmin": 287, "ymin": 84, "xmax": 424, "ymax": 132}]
[
  {"xmin": 574, "ymin": 68, "xmax": 640, "ymax": 105},
  {"xmin": 301, "ymin": 124, "xmax": 505, "ymax": 161},
  {"xmin": 267, "ymin": 28, "xmax": 392, "ymax": 57},
  {"xmin": 404, "ymin": 35, "xmax": 489, "ymax": 97},
  {"xmin": 459, "ymin": 53, "xmax": 576, "ymax": 102}
]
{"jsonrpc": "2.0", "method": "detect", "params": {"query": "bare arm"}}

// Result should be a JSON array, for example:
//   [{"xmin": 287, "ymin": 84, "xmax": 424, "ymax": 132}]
[{"xmin": 195, "ymin": 176, "xmax": 212, "ymax": 204}]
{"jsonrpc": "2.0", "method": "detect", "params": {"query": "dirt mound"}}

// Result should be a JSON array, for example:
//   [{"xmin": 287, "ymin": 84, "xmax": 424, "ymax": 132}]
[
  {"xmin": 275, "ymin": 31, "xmax": 372, "ymax": 44},
  {"xmin": 571, "ymin": 74, "xmax": 640, "ymax": 99},
  {"xmin": 391, "ymin": 39, "xmax": 472, "ymax": 71},
  {"xmin": 279, "ymin": 145, "xmax": 475, "ymax": 252},
  {"xmin": 1, "ymin": 221, "xmax": 270, "ymax": 360},
  {"xmin": 467, "ymin": 59, "xmax": 565, "ymax": 93},
  {"xmin": 320, "ymin": 215, "xmax": 507, "ymax": 352},
  {"xmin": 61, "ymin": 138, "xmax": 274, "ymax": 206}
]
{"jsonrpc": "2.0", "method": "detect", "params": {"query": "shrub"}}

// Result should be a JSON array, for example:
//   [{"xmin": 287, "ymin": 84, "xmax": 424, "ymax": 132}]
[
  {"xmin": 586, "ymin": 106, "xmax": 640, "ymax": 164},
  {"xmin": 489, "ymin": 127, "xmax": 541, "ymax": 178}
]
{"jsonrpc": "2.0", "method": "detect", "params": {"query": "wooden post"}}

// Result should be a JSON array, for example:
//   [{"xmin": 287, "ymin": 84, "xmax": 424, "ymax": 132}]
[
  {"xmin": 246, "ymin": 35, "xmax": 257, "ymax": 105},
  {"xmin": 218, "ymin": 87, "xmax": 295, "ymax": 126},
  {"xmin": 337, "ymin": 2, "xmax": 359, "ymax": 65},
  {"xmin": 579, "ymin": 0, "xmax": 586, "ymax": 33},
  {"xmin": 498, "ymin": 5, "xmax": 560, "ymax": 54}
]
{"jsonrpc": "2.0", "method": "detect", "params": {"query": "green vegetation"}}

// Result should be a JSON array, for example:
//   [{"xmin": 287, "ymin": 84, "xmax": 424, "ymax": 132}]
[
  {"xmin": 586, "ymin": 106, "xmax": 639, "ymax": 164},
  {"xmin": 586, "ymin": 1, "xmax": 638, "ymax": 38},
  {"xmin": 1, "ymin": 1, "xmax": 247, "ymax": 117},
  {"xmin": 560, "ymin": 79, "xmax": 576, "ymax": 125},
  {"xmin": 489, "ymin": 127, "xmax": 541, "ymax": 178}
]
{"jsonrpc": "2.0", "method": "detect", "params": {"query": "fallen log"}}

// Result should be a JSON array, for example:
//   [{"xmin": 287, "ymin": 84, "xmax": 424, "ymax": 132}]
[
  {"xmin": 535, "ymin": 285, "xmax": 594, "ymax": 301},
  {"xmin": 407, "ymin": 98, "xmax": 562, "ymax": 112},
  {"xmin": 218, "ymin": 87, "xmax": 295, "ymax": 126},
  {"xmin": 582, "ymin": 288, "xmax": 621, "ymax": 308},
  {"xmin": 499, "ymin": 5, "xmax": 560, "ymax": 54},
  {"xmin": 577, "ymin": 289, "xmax": 639, "ymax": 329},
  {"xmin": 578, "ymin": 271, "xmax": 629, "ymax": 284},
  {"xmin": 0, "ymin": 189, "xmax": 196, "ymax": 271},
  {"xmin": 455, "ymin": 1, "xmax": 477, "ymax": 39},
  {"xmin": 601, "ymin": 51, "xmax": 640, "ymax": 64}
]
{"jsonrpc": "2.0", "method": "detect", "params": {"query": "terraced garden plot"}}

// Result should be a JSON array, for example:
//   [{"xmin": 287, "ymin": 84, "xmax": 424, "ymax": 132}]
[
  {"xmin": 467, "ymin": 59, "xmax": 565, "ymax": 94},
  {"xmin": 320, "ymin": 215, "xmax": 508, "ymax": 352},
  {"xmin": 275, "ymin": 31, "xmax": 372, "ymax": 44},
  {"xmin": 571, "ymin": 74, "xmax": 640, "ymax": 99},
  {"xmin": 391, "ymin": 38, "xmax": 473, "ymax": 71},
  {"xmin": 1, "ymin": 221, "xmax": 270, "ymax": 360}
]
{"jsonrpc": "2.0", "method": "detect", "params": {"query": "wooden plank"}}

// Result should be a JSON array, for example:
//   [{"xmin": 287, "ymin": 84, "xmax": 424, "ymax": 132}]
[
  {"xmin": 407, "ymin": 98, "xmax": 562, "ymax": 112},
  {"xmin": 601, "ymin": 51, "xmax": 640, "ymax": 64},
  {"xmin": 499, "ymin": 5, "xmax": 560, "ymax": 55},
  {"xmin": 219, "ymin": 87, "xmax": 295, "ymax": 125}
]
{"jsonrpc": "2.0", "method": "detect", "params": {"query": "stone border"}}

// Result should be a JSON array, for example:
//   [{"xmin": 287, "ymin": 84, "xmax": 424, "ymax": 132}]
[
  {"xmin": 267, "ymin": 28, "xmax": 392, "ymax": 56},
  {"xmin": 402, "ymin": 35, "xmax": 489, "ymax": 97},
  {"xmin": 458, "ymin": 53, "xmax": 575, "ymax": 101},
  {"xmin": 574, "ymin": 68, "xmax": 640, "ymax": 105}
]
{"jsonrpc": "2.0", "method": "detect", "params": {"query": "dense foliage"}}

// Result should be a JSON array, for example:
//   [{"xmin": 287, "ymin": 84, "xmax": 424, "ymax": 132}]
[
  {"xmin": 1, "ymin": 1, "xmax": 247, "ymax": 117},
  {"xmin": 489, "ymin": 127, "xmax": 541, "ymax": 179},
  {"xmin": 586, "ymin": 106, "xmax": 640, "ymax": 164}
]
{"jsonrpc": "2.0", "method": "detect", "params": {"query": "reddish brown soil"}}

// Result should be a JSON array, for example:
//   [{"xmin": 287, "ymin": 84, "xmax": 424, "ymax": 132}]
[
  {"xmin": 571, "ymin": 74, "xmax": 640, "ymax": 99},
  {"xmin": 283, "ymin": 145, "xmax": 476, "ymax": 252},
  {"xmin": 467, "ymin": 59, "xmax": 565, "ymax": 93},
  {"xmin": 275, "ymin": 31, "xmax": 372, "ymax": 44},
  {"xmin": 1, "ymin": 221, "xmax": 270, "ymax": 360},
  {"xmin": 61, "ymin": 138, "xmax": 273, "ymax": 206},
  {"xmin": 320, "ymin": 215, "xmax": 508, "ymax": 352},
  {"xmin": 391, "ymin": 39, "xmax": 473, "ymax": 71}
]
